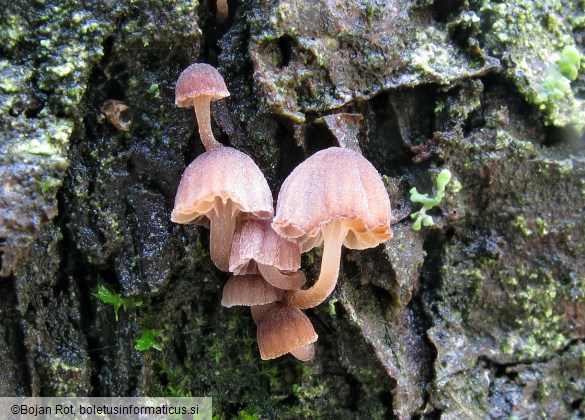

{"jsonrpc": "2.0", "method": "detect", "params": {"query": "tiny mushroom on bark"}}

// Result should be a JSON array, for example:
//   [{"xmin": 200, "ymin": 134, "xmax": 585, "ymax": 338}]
[
  {"xmin": 216, "ymin": 0, "xmax": 228, "ymax": 22},
  {"xmin": 175, "ymin": 63, "xmax": 230, "ymax": 151},
  {"xmin": 257, "ymin": 304, "xmax": 318, "ymax": 361},
  {"xmin": 221, "ymin": 274, "xmax": 283, "ymax": 307},
  {"xmin": 229, "ymin": 219, "xmax": 306, "ymax": 290},
  {"xmin": 273, "ymin": 147, "xmax": 393, "ymax": 309},
  {"xmin": 171, "ymin": 147, "xmax": 273, "ymax": 271}
]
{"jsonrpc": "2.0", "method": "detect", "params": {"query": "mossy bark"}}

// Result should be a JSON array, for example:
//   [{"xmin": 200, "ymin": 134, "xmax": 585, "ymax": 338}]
[{"xmin": 1, "ymin": 0, "xmax": 583, "ymax": 418}]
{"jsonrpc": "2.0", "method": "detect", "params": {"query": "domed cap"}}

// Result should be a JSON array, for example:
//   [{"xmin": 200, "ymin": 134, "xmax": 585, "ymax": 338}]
[
  {"xmin": 257, "ymin": 304, "xmax": 318, "ymax": 360},
  {"xmin": 272, "ymin": 147, "xmax": 392, "ymax": 309},
  {"xmin": 175, "ymin": 63, "xmax": 230, "ymax": 107},
  {"xmin": 172, "ymin": 147, "xmax": 273, "ymax": 224},
  {"xmin": 171, "ymin": 147, "xmax": 273, "ymax": 271},
  {"xmin": 273, "ymin": 147, "xmax": 392, "ymax": 253},
  {"xmin": 229, "ymin": 219, "xmax": 305, "ymax": 290},
  {"xmin": 221, "ymin": 274, "xmax": 283, "ymax": 308}
]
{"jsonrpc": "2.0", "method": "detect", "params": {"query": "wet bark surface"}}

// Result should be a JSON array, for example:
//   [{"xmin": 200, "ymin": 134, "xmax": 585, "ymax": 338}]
[{"xmin": 1, "ymin": 0, "xmax": 584, "ymax": 418}]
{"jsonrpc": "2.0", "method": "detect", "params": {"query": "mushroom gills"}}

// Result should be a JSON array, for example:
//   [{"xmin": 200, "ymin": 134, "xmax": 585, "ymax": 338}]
[
  {"xmin": 221, "ymin": 274, "xmax": 283, "ymax": 307},
  {"xmin": 258, "ymin": 263, "xmax": 306, "ymax": 290},
  {"xmin": 208, "ymin": 198, "xmax": 239, "ymax": 272}
]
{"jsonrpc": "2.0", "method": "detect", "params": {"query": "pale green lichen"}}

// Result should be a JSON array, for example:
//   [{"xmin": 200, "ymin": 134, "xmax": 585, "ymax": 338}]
[
  {"xmin": 410, "ymin": 169, "xmax": 452, "ymax": 230},
  {"xmin": 512, "ymin": 215, "xmax": 533, "ymax": 237},
  {"xmin": 476, "ymin": 0, "xmax": 583, "ymax": 128},
  {"xmin": 539, "ymin": 46, "xmax": 582, "ymax": 101},
  {"xmin": 557, "ymin": 45, "xmax": 581, "ymax": 80}
]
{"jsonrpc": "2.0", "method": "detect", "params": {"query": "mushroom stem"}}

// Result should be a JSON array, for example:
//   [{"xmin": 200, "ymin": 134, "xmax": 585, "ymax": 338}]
[
  {"xmin": 192, "ymin": 97, "xmax": 223, "ymax": 151},
  {"xmin": 258, "ymin": 263, "xmax": 306, "ymax": 290},
  {"xmin": 284, "ymin": 222, "xmax": 345, "ymax": 309},
  {"xmin": 209, "ymin": 201, "xmax": 237, "ymax": 271},
  {"xmin": 251, "ymin": 302, "xmax": 276, "ymax": 325},
  {"xmin": 290, "ymin": 343, "xmax": 315, "ymax": 361}
]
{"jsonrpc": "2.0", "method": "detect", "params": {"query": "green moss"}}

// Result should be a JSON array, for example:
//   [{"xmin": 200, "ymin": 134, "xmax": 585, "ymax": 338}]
[
  {"xmin": 135, "ymin": 329, "xmax": 163, "ymax": 351},
  {"xmin": 95, "ymin": 284, "xmax": 143, "ymax": 321}
]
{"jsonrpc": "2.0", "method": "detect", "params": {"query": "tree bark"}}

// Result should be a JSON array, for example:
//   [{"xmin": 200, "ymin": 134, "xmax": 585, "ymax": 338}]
[{"xmin": 0, "ymin": 0, "xmax": 583, "ymax": 417}]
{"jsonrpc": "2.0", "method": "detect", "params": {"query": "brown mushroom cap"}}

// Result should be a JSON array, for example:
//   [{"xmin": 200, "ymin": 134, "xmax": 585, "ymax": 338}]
[
  {"xmin": 272, "ymin": 147, "xmax": 392, "ymax": 308},
  {"xmin": 221, "ymin": 274, "xmax": 283, "ymax": 307},
  {"xmin": 175, "ymin": 63, "xmax": 230, "ymax": 107},
  {"xmin": 171, "ymin": 147, "xmax": 273, "ymax": 271},
  {"xmin": 273, "ymin": 147, "xmax": 392, "ymax": 251},
  {"xmin": 229, "ymin": 219, "xmax": 306, "ymax": 290},
  {"xmin": 257, "ymin": 304, "xmax": 318, "ymax": 360},
  {"xmin": 175, "ymin": 63, "xmax": 230, "ymax": 151}
]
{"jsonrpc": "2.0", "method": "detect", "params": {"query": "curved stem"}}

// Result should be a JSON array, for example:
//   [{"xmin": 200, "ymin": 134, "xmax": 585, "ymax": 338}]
[
  {"xmin": 193, "ymin": 97, "xmax": 223, "ymax": 151},
  {"xmin": 209, "ymin": 202, "xmax": 237, "ymax": 271},
  {"xmin": 258, "ymin": 263, "xmax": 306, "ymax": 290},
  {"xmin": 284, "ymin": 222, "xmax": 345, "ymax": 309}
]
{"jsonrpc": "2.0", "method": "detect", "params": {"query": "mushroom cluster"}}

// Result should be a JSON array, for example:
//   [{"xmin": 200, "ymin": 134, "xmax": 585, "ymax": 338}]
[{"xmin": 171, "ymin": 63, "xmax": 393, "ymax": 362}]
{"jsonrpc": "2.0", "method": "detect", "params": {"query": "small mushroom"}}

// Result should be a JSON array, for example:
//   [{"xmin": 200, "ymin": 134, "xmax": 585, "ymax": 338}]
[
  {"xmin": 175, "ymin": 63, "xmax": 230, "ymax": 151},
  {"xmin": 171, "ymin": 147, "xmax": 273, "ymax": 271},
  {"xmin": 229, "ymin": 219, "xmax": 306, "ymax": 290},
  {"xmin": 221, "ymin": 274, "xmax": 283, "ymax": 307},
  {"xmin": 257, "ymin": 304, "xmax": 318, "ymax": 361},
  {"xmin": 216, "ymin": 0, "xmax": 228, "ymax": 22},
  {"xmin": 273, "ymin": 147, "xmax": 392, "ymax": 309}
]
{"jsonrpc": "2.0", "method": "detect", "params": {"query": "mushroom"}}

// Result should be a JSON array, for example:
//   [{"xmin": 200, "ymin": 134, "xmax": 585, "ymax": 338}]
[
  {"xmin": 250, "ymin": 302, "xmax": 276, "ymax": 324},
  {"xmin": 171, "ymin": 147, "xmax": 273, "ymax": 271},
  {"xmin": 289, "ymin": 343, "xmax": 316, "ymax": 362},
  {"xmin": 229, "ymin": 219, "xmax": 306, "ymax": 290},
  {"xmin": 175, "ymin": 63, "xmax": 230, "ymax": 151},
  {"xmin": 256, "ymin": 303, "xmax": 318, "ymax": 361},
  {"xmin": 272, "ymin": 147, "xmax": 392, "ymax": 309},
  {"xmin": 221, "ymin": 274, "xmax": 283, "ymax": 307},
  {"xmin": 216, "ymin": 0, "xmax": 228, "ymax": 22}
]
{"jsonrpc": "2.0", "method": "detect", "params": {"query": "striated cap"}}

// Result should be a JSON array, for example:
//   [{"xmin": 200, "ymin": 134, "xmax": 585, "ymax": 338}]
[
  {"xmin": 171, "ymin": 147, "xmax": 273, "ymax": 271},
  {"xmin": 229, "ymin": 219, "xmax": 305, "ymax": 290},
  {"xmin": 272, "ymin": 147, "xmax": 392, "ymax": 253},
  {"xmin": 257, "ymin": 304, "xmax": 318, "ymax": 360},
  {"xmin": 171, "ymin": 147, "xmax": 273, "ymax": 225},
  {"xmin": 175, "ymin": 63, "xmax": 230, "ymax": 108},
  {"xmin": 221, "ymin": 274, "xmax": 283, "ymax": 308}
]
